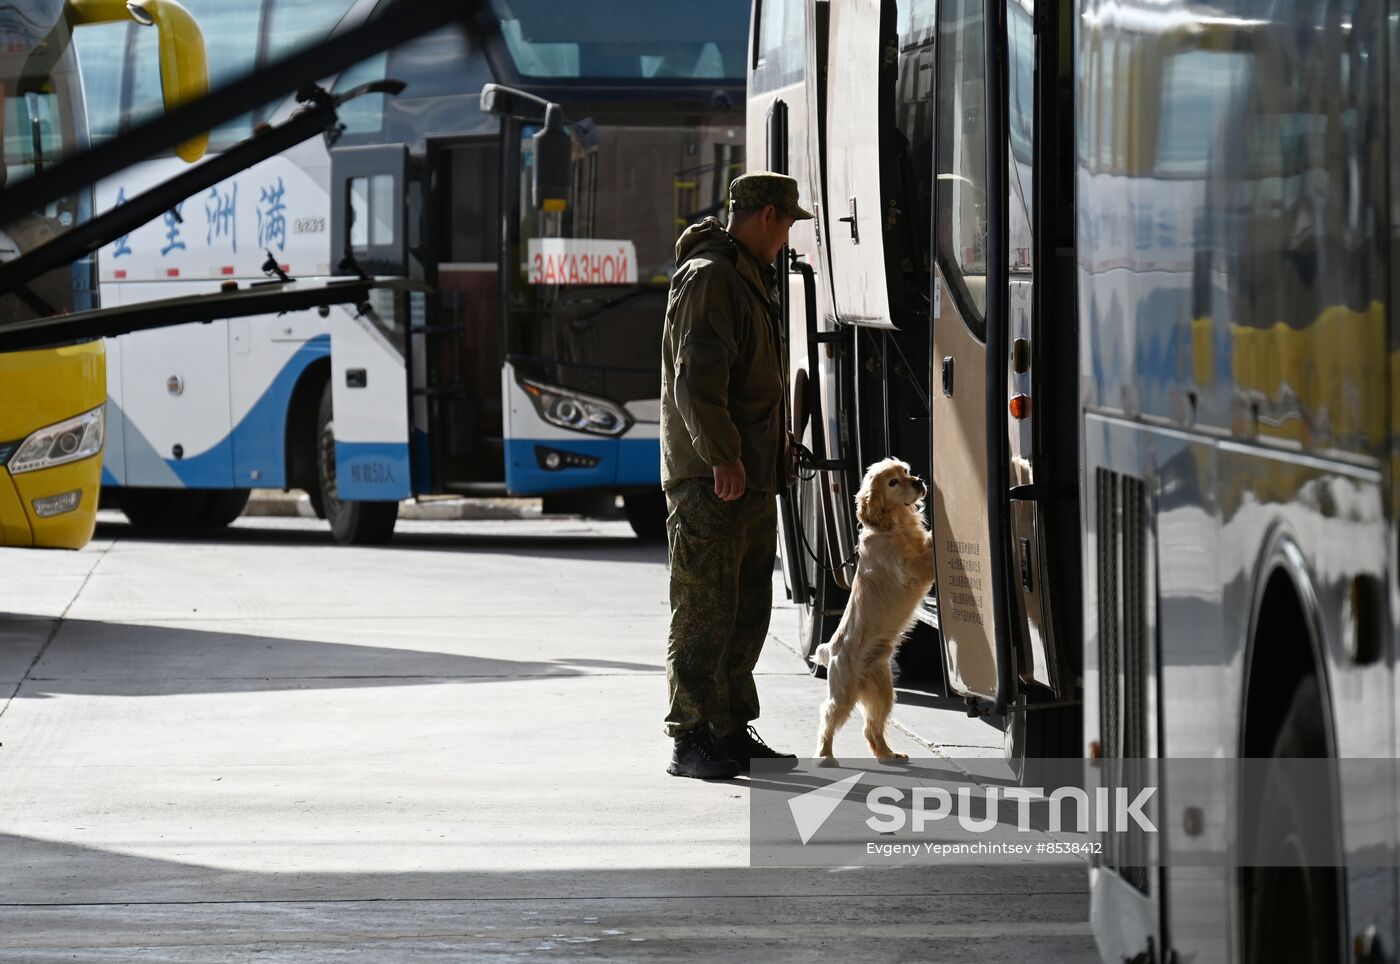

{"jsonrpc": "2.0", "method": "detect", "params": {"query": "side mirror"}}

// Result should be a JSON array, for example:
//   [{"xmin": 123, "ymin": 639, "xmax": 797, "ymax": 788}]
[
  {"xmin": 532, "ymin": 103, "xmax": 570, "ymax": 213},
  {"xmin": 70, "ymin": 0, "xmax": 209, "ymax": 163},
  {"xmin": 478, "ymin": 84, "xmax": 571, "ymax": 213}
]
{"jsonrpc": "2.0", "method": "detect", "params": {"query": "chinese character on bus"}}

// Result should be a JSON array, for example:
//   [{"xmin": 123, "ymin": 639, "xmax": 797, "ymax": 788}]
[
  {"xmin": 161, "ymin": 201, "xmax": 186, "ymax": 257},
  {"xmin": 205, "ymin": 183, "xmax": 237, "ymax": 252},
  {"xmin": 257, "ymin": 177, "xmax": 287, "ymax": 252},
  {"xmin": 113, "ymin": 187, "xmax": 132, "ymax": 258}
]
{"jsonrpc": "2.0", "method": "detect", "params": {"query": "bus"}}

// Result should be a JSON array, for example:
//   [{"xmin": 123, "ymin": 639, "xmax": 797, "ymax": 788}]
[
  {"xmin": 755, "ymin": 0, "xmax": 1397, "ymax": 960},
  {"xmin": 79, "ymin": 0, "xmax": 751, "ymax": 543},
  {"xmin": 748, "ymin": 0, "xmax": 950, "ymax": 686},
  {"xmin": 0, "ymin": 0, "xmax": 205, "ymax": 550}
]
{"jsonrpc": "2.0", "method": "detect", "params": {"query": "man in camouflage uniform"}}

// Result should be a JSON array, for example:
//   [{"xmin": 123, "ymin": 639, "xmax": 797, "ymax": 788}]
[{"xmin": 660, "ymin": 172, "xmax": 814, "ymax": 779}]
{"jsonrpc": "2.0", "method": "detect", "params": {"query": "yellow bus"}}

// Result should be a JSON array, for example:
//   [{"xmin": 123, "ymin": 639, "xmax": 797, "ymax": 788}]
[{"xmin": 0, "ymin": 0, "xmax": 205, "ymax": 548}]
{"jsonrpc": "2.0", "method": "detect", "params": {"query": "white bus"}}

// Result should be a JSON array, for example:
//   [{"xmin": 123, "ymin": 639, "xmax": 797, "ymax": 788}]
[
  {"xmin": 78, "ymin": 0, "xmax": 750, "ymax": 542},
  {"xmin": 757, "ymin": 0, "xmax": 1400, "ymax": 961}
]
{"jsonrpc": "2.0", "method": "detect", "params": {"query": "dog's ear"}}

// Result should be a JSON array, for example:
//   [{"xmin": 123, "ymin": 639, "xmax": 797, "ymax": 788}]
[{"xmin": 856, "ymin": 471, "xmax": 893, "ymax": 530}]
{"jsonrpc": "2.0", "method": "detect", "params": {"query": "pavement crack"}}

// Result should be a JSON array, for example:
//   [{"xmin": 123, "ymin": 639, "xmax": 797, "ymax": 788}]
[{"xmin": 0, "ymin": 540, "xmax": 113, "ymax": 723}]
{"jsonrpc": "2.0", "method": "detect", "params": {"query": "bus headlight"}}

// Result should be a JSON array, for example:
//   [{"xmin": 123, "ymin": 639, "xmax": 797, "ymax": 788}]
[
  {"xmin": 521, "ymin": 379, "xmax": 632, "ymax": 437},
  {"xmin": 6, "ymin": 406, "xmax": 105, "ymax": 474}
]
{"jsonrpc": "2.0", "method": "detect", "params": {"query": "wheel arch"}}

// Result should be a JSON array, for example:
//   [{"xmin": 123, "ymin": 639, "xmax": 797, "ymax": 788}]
[
  {"xmin": 284, "ymin": 357, "xmax": 330, "ymax": 494},
  {"xmin": 1239, "ymin": 525, "xmax": 1337, "ymax": 760}
]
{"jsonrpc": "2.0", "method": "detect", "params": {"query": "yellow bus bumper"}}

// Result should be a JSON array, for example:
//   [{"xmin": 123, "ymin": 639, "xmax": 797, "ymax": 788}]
[
  {"xmin": 0, "ymin": 340, "xmax": 106, "ymax": 550},
  {"xmin": 0, "ymin": 456, "xmax": 102, "ymax": 549}
]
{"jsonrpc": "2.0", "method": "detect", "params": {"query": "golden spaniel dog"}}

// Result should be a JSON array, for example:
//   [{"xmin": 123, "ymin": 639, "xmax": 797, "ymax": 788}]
[{"xmin": 814, "ymin": 458, "xmax": 935, "ymax": 763}]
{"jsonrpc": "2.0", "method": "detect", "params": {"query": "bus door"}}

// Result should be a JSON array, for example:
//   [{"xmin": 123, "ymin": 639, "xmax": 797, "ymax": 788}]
[
  {"xmin": 822, "ymin": 0, "xmax": 901, "ymax": 543},
  {"xmin": 422, "ymin": 137, "xmax": 503, "ymax": 489},
  {"xmin": 930, "ymin": 0, "xmax": 1001, "ymax": 704},
  {"xmin": 326, "ymin": 144, "xmax": 413, "ymax": 501},
  {"xmin": 931, "ymin": 0, "xmax": 1076, "ymax": 711}
]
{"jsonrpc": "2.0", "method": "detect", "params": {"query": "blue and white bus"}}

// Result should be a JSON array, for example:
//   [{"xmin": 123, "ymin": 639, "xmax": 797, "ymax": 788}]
[{"xmin": 78, "ymin": 0, "xmax": 749, "ymax": 542}]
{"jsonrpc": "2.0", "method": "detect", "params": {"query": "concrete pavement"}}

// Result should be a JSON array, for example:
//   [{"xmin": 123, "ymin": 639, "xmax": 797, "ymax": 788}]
[{"xmin": 0, "ymin": 512, "xmax": 1095, "ymax": 962}]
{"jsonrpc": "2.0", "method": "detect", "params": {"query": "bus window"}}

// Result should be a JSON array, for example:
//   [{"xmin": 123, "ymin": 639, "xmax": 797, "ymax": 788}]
[
  {"xmin": 347, "ymin": 174, "xmax": 395, "ymax": 252},
  {"xmin": 896, "ymin": 0, "xmax": 936, "ymax": 46},
  {"xmin": 751, "ymin": 0, "xmax": 804, "ymax": 93},
  {"xmin": 370, "ymin": 174, "xmax": 394, "ymax": 246},
  {"xmin": 348, "ymin": 176, "xmax": 369, "ymax": 248},
  {"xmin": 1007, "ymin": 0, "xmax": 1034, "ymax": 171},
  {"xmin": 333, "ymin": 52, "xmax": 388, "ymax": 135},
  {"xmin": 491, "ymin": 0, "xmax": 749, "ymax": 80},
  {"xmin": 934, "ymin": 0, "xmax": 989, "ymax": 329},
  {"xmin": 4, "ymin": 92, "xmax": 66, "ymax": 185},
  {"xmin": 264, "ymin": 0, "xmax": 356, "ymax": 61},
  {"xmin": 385, "ymin": 25, "xmax": 492, "ymax": 101},
  {"xmin": 71, "ymin": 21, "xmax": 125, "ymax": 147},
  {"xmin": 1007, "ymin": 0, "xmax": 1034, "ymax": 268},
  {"xmin": 124, "ymin": 0, "xmax": 258, "ymax": 150}
]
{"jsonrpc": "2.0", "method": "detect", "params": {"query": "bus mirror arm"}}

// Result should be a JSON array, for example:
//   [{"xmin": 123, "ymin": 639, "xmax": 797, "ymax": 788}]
[
  {"xmin": 479, "ymin": 82, "xmax": 553, "ymax": 121},
  {"xmin": 323, "ymin": 78, "xmax": 407, "ymax": 108}
]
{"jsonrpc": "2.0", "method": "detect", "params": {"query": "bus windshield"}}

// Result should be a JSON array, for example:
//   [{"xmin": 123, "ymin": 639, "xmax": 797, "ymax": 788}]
[
  {"xmin": 489, "ymin": 0, "xmax": 749, "ymax": 80},
  {"xmin": 507, "ymin": 120, "xmax": 743, "ymax": 405},
  {"xmin": 0, "ymin": 0, "xmax": 90, "ymax": 317}
]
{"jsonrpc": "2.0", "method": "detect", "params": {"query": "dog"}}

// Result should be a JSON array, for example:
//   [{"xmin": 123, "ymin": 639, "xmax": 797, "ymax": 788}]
[{"xmin": 814, "ymin": 458, "xmax": 935, "ymax": 763}]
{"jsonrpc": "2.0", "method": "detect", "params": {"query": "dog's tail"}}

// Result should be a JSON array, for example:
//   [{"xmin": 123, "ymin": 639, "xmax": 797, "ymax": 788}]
[{"xmin": 812, "ymin": 642, "xmax": 833, "ymax": 667}]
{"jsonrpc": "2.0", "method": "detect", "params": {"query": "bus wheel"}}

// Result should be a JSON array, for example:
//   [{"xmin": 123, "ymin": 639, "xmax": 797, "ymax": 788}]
[
  {"xmin": 1243, "ymin": 675, "xmax": 1343, "ymax": 964},
  {"xmin": 623, "ymin": 490, "xmax": 667, "ymax": 541},
  {"xmin": 117, "ymin": 487, "xmax": 211, "ymax": 528},
  {"xmin": 196, "ymin": 489, "xmax": 251, "ymax": 527},
  {"xmin": 316, "ymin": 382, "xmax": 398, "ymax": 545},
  {"xmin": 795, "ymin": 475, "xmax": 844, "ymax": 678},
  {"xmin": 1003, "ymin": 685, "xmax": 1081, "ymax": 783}
]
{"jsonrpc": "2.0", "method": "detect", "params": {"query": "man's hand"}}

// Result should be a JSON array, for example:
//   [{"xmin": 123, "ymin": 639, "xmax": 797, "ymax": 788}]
[{"xmin": 713, "ymin": 458, "xmax": 747, "ymax": 501}]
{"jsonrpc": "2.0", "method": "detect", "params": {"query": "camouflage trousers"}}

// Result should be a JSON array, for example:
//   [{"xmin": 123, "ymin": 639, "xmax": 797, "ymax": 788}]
[{"xmin": 664, "ymin": 479, "xmax": 777, "ymax": 739}]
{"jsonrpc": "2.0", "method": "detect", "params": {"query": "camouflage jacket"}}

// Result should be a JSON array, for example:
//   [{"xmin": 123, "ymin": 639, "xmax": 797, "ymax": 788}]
[{"xmin": 661, "ymin": 217, "xmax": 788, "ymax": 493}]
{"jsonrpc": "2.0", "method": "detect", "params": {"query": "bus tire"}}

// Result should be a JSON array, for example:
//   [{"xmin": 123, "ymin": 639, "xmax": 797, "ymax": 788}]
[
  {"xmin": 316, "ymin": 382, "xmax": 398, "ymax": 545},
  {"xmin": 794, "ymin": 476, "xmax": 845, "ymax": 679},
  {"xmin": 1243, "ymin": 675, "xmax": 1343, "ymax": 964},
  {"xmin": 623, "ymin": 490, "xmax": 667, "ymax": 541},
  {"xmin": 117, "ymin": 487, "xmax": 210, "ymax": 529},
  {"xmin": 196, "ymin": 489, "xmax": 251, "ymax": 527},
  {"xmin": 1003, "ymin": 685, "xmax": 1081, "ymax": 783}
]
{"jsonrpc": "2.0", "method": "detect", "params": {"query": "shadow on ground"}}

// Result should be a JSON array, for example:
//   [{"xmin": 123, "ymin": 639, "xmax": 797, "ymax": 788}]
[
  {"xmin": 93, "ymin": 519, "xmax": 668, "ymax": 565},
  {"xmin": 0, "ymin": 831, "xmax": 1097, "ymax": 962},
  {"xmin": 0, "ymin": 615, "xmax": 663, "ymax": 699}
]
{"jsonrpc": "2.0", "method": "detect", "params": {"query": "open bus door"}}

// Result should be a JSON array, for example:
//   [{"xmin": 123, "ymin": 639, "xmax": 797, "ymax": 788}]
[
  {"xmin": 930, "ymin": 0, "xmax": 1079, "ymax": 757},
  {"xmin": 818, "ymin": 0, "xmax": 901, "ymax": 562},
  {"xmin": 324, "ymin": 145, "xmax": 414, "ymax": 534},
  {"xmin": 931, "ymin": 0, "xmax": 1001, "ymax": 709}
]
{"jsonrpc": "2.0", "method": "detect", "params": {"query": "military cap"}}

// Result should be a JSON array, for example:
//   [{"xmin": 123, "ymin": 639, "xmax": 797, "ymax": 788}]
[{"xmin": 729, "ymin": 171, "xmax": 815, "ymax": 220}]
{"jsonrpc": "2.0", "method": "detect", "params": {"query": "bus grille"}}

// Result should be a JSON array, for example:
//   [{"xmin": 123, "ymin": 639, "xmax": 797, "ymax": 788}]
[{"xmin": 1096, "ymin": 467, "xmax": 1151, "ymax": 894}]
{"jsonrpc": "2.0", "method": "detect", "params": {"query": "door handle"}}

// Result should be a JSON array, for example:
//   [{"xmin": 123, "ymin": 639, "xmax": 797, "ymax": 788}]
[
  {"xmin": 942, "ymin": 355, "xmax": 955, "ymax": 397},
  {"xmin": 838, "ymin": 196, "xmax": 859, "ymax": 243}
]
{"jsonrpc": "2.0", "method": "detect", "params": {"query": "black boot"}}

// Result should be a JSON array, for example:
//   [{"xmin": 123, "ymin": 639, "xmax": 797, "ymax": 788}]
[
  {"xmin": 667, "ymin": 726, "xmax": 740, "ymax": 780},
  {"xmin": 719, "ymin": 725, "xmax": 798, "ymax": 773}
]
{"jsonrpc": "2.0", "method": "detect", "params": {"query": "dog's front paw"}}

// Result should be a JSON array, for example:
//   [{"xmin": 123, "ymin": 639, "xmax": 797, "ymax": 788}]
[
  {"xmin": 877, "ymin": 751, "xmax": 909, "ymax": 764},
  {"xmin": 815, "ymin": 754, "xmax": 841, "ymax": 768}
]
